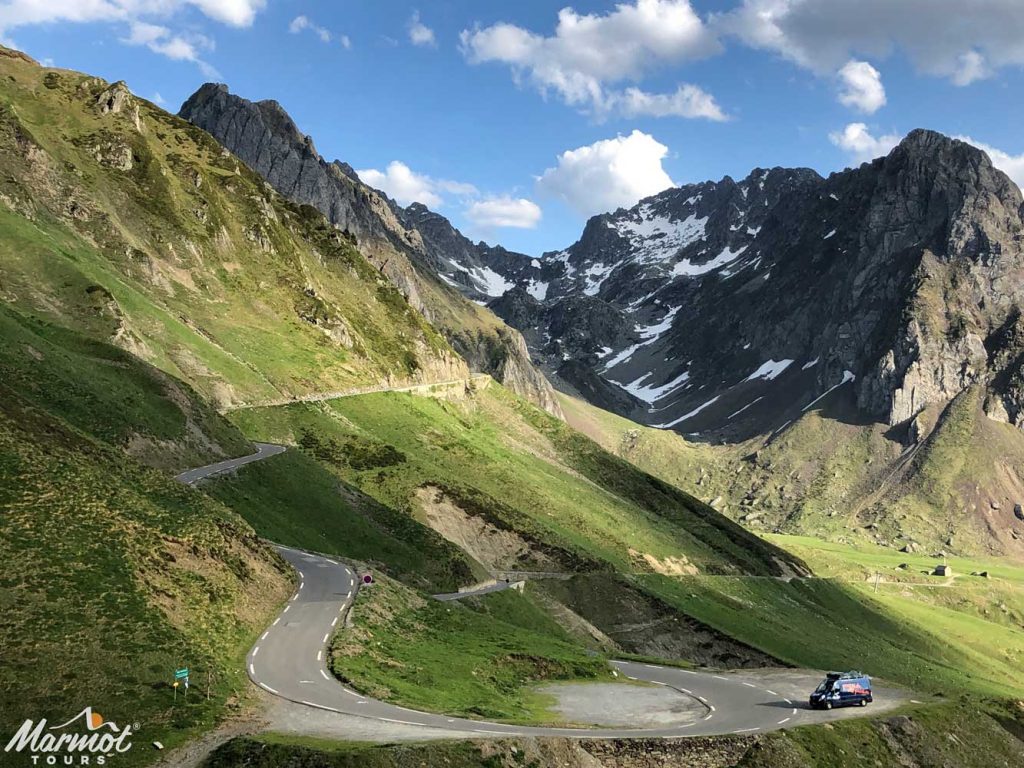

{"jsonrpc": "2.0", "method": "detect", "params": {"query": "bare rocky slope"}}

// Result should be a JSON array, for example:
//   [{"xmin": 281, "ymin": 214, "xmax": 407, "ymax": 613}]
[{"xmin": 179, "ymin": 84, "xmax": 561, "ymax": 417}]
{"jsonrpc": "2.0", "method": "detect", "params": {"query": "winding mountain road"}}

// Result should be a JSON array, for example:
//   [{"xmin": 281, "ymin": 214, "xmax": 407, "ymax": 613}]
[
  {"xmin": 247, "ymin": 546, "xmax": 870, "ymax": 738},
  {"xmin": 175, "ymin": 442, "xmax": 286, "ymax": 484},
  {"xmin": 179, "ymin": 446, "xmax": 901, "ymax": 739}
]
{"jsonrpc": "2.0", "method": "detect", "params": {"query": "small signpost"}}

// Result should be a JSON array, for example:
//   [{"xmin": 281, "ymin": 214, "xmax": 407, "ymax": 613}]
[
  {"xmin": 174, "ymin": 667, "xmax": 189, "ymax": 703},
  {"xmin": 362, "ymin": 573, "xmax": 373, "ymax": 585}
]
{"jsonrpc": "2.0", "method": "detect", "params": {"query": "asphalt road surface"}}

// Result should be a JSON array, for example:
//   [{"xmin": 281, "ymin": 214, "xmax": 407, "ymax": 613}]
[
  {"xmin": 175, "ymin": 443, "xmax": 286, "ymax": 485},
  {"xmin": 246, "ymin": 547, "xmax": 883, "ymax": 738}
]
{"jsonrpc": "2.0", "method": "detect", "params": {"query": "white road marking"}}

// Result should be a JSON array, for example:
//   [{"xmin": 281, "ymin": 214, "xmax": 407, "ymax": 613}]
[
  {"xmin": 248, "ymin": 663, "xmax": 254, "ymax": 675},
  {"xmin": 261, "ymin": 631, "xmax": 269, "ymax": 640},
  {"xmin": 714, "ymin": 675, "xmax": 728, "ymax": 680},
  {"xmin": 742, "ymin": 682, "xmax": 757, "ymax": 688},
  {"xmin": 703, "ymin": 713, "xmax": 713, "ymax": 720},
  {"xmin": 778, "ymin": 717, "xmax": 790, "ymax": 724},
  {"xmin": 644, "ymin": 664, "xmax": 662, "ymax": 669},
  {"xmin": 252, "ymin": 646, "xmax": 260, "ymax": 657},
  {"xmin": 331, "ymin": 617, "xmax": 338, "ymax": 627},
  {"xmin": 734, "ymin": 727, "xmax": 760, "ymax": 733},
  {"xmin": 283, "ymin": 605, "xmax": 290, "ymax": 613},
  {"xmin": 766, "ymin": 689, "xmax": 778, "ymax": 696},
  {"xmin": 272, "ymin": 618, "xmax": 280, "ymax": 626},
  {"xmin": 697, "ymin": 696, "xmax": 708, "ymax": 703},
  {"xmin": 258, "ymin": 683, "xmax": 278, "ymax": 695},
  {"xmin": 322, "ymin": 633, "xmax": 330, "ymax": 643},
  {"xmin": 317, "ymin": 651, "xmax": 323, "ymax": 662},
  {"xmin": 680, "ymin": 688, "xmax": 692, "ymax": 694},
  {"xmin": 710, "ymin": 705, "xmax": 716, "ymax": 712},
  {"xmin": 791, "ymin": 708, "xmax": 798, "ymax": 715},
  {"xmin": 681, "ymin": 669, "xmax": 697, "ymax": 675},
  {"xmin": 300, "ymin": 700, "xmax": 341, "ymax": 713},
  {"xmin": 342, "ymin": 592, "xmax": 350, "ymax": 598},
  {"xmin": 320, "ymin": 670, "xmax": 330, "ymax": 680},
  {"xmin": 783, "ymin": 698, "xmax": 792, "ymax": 704}
]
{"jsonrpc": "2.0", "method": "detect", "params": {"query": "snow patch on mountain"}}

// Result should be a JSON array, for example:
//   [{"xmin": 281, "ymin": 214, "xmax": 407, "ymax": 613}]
[
  {"xmin": 472, "ymin": 265, "xmax": 514, "ymax": 297},
  {"xmin": 673, "ymin": 245, "xmax": 748, "ymax": 278},
  {"xmin": 653, "ymin": 395, "xmax": 721, "ymax": 429},
  {"xmin": 527, "ymin": 280, "xmax": 549, "ymax": 301},
  {"xmin": 744, "ymin": 359, "xmax": 794, "ymax": 382},
  {"xmin": 613, "ymin": 208, "xmax": 709, "ymax": 265},
  {"xmin": 609, "ymin": 368, "xmax": 691, "ymax": 405}
]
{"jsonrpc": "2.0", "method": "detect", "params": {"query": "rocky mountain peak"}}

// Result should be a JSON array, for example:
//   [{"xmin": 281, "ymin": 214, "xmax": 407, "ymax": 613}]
[
  {"xmin": 485, "ymin": 130, "xmax": 1024, "ymax": 444},
  {"xmin": 179, "ymin": 83, "xmax": 563, "ymax": 418}
]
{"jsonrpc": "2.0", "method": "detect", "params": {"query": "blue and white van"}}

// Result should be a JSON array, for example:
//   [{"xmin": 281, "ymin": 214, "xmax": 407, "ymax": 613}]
[{"xmin": 809, "ymin": 671, "xmax": 872, "ymax": 709}]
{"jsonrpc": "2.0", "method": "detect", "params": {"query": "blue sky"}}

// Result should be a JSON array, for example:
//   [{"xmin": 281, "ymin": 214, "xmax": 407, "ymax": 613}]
[{"xmin": 5, "ymin": 1, "xmax": 1024, "ymax": 256}]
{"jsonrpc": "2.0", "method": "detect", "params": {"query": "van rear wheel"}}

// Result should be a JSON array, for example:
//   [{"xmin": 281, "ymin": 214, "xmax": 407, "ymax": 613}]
[
  {"xmin": 859, "ymin": 699, "xmax": 867, "ymax": 707},
  {"xmin": 825, "ymin": 701, "xmax": 832, "ymax": 710}
]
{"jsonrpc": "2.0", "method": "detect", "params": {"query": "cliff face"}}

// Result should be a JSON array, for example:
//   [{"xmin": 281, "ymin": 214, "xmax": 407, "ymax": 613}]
[{"xmin": 179, "ymin": 84, "xmax": 562, "ymax": 418}]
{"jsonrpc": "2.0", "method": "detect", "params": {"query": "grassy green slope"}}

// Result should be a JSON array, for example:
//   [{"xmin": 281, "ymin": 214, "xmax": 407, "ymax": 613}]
[
  {"xmin": 0, "ymin": 304, "xmax": 250, "ymax": 470},
  {"xmin": 229, "ymin": 384, "xmax": 801, "ymax": 578},
  {"xmin": 0, "ymin": 48, "xmax": 461, "ymax": 410},
  {"xmin": 0, "ymin": 300, "xmax": 293, "ymax": 760},
  {"xmin": 329, "ymin": 574, "xmax": 609, "ymax": 723},
  {"xmin": 204, "ymin": 449, "xmax": 476, "ymax": 591},
  {"xmin": 559, "ymin": 386, "xmax": 1024, "ymax": 560},
  {"xmin": 0, "ymin": 388, "xmax": 290, "ymax": 764}
]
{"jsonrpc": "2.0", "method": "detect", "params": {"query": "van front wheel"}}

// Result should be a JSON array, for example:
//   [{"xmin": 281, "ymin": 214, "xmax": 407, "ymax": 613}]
[
  {"xmin": 859, "ymin": 699, "xmax": 867, "ymax": 707},
  {"xmin": 825, "ymin": 701, "xmax": 832, "ymax": 710}
]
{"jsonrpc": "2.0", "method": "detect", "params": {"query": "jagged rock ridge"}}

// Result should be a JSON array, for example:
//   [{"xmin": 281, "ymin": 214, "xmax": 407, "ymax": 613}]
[
  {"xmin": 179, "ymin": 83, "xmax": 562, "ymax": 418},
  {"xmin": 484, "ymin": 131, "xmax": 1024, "ymax": 444}
]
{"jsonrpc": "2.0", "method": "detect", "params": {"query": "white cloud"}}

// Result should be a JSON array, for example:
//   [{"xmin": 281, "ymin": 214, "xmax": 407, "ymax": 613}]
[
  {"xmin": 186, "ymin": 0, "xmax": 264, "ymax": 28},
  {"xmin": 339, "ymin": 34, "xmax": 352, "ymax": 50},
  {"xmin": 460, "ymin": 0, "xmax": 726, "ymax": 120},
  {"xmin": 356, "ymin": 161, "xmax": 478, "ymax": 209},
  {"xmin": 408, "ymin": 11, "xmax": 436, "ymax": 47},
  {"xmin": 0, "ymin": 1, "xmax": 267, "ymax": 73},
  {"xmin": 837, "ymin": 60, "xmax": 886, "ymax": 114},
  {"xmin": 122, "ymin": 22, "xmax": 218, "ymax": 77},
  {"xmin": 952, "ymin": 50, "xmax": 990, "ymax": 86},
  {"xmin": 152, "ymin": 92, "xmax": 166, "ymax": 106},
  {"xmin": 715, "ymin": 0, "xmax": 1024, "ymax": 86},
  {"xmin": 614, "ymin": 84, "xmax": 727, "ymax": 120},
  {"xmin": 829, "ymin": 123, "xmax": 900, "ymax": 164},
  {"xmin": 289, "ymin": 15, "xmax": 331, "ymax": 44},
  {"xmin": 956, "ymin": 136, "xmax": 1024, "ymax": 189},
  {"xmin": 537, "ymin": 130, "xmax": 676, "ymax": 216},
  {"xmin": 358, "ymin": 162, "xmax": 442, "ymax": 208},
  {"xmin": 465, "ymin": 197, "xmax": 542, "ymax": 229},
  {"xmin": 0, "ymin": 0, "xmax": 265, "ymax": 32}
]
